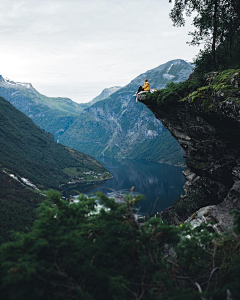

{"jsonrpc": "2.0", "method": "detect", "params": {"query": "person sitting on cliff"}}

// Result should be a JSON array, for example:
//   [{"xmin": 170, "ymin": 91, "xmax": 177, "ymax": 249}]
[{"xmin": 137, "ymin": 79, "xmax": 150, "ymax": 94}]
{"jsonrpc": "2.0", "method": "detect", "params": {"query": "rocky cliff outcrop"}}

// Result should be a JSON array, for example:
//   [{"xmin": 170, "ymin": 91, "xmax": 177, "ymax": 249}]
[{"xmin": 139, "ymin": 70, "xmax": 240, "ymax": 231}]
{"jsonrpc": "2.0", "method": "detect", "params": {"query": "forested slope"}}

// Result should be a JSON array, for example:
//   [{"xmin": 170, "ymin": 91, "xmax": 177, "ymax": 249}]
[{"xmin": 0, "ymin": 97, "xmax": 111, "ymax": 191}]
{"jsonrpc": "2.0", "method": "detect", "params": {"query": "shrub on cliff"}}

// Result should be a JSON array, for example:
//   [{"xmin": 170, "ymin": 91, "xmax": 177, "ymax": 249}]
[
  {"xmin": 0, "ymin": 190, "xmax": 240, "ymax": 300},
  {"xmin": 146, "ymin": 79, "xmax": 202, "ymax": 105}
]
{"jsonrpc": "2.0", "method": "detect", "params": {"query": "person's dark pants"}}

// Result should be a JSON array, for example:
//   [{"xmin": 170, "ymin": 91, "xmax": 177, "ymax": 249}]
[{"xmin": 137, "ymin": 86, "xmax": 144, "ymax": 93}]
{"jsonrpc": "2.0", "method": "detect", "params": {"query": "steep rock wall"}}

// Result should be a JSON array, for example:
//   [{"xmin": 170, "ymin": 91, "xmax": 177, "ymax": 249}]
[{"xmin": 139, "ymin": 70, "xmax": 240, "ymax": 230}]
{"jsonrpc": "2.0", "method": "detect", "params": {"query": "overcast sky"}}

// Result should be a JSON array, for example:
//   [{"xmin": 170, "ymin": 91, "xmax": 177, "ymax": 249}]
[{"xmin": 0, "ymin": 0, "xmax": 200, "ymax": 103}]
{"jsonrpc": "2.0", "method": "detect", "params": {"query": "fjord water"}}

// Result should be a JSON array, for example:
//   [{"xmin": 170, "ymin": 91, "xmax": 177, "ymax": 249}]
[{"xmin": 84, "ymin": 157, "xmax": 186, "ymax": 216}]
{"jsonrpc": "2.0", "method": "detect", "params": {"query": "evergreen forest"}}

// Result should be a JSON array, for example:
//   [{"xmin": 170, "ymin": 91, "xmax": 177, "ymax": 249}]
[{"xmin": 0, "ymin": 191, "xmax": 240, "ymax": 300}]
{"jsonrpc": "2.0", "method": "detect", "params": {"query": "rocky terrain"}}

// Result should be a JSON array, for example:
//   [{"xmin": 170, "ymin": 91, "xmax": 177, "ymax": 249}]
[{"xmin": 139, "ymin": 69, "xmax": 240, "ymax": 231}]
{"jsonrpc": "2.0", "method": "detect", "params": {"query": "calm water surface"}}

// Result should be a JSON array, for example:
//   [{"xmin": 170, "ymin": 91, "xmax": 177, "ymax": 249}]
[{"xmin": 64, "ymin": 157, "xmax": 186, "ymax": 215}]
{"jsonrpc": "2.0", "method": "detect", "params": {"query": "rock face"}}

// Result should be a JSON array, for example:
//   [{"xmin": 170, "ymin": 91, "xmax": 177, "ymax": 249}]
[
  {"xmin": 139, "ymin": 70, "xmax": 240, "ymax": 230},
  {"xmin": 59, "ymin": 59, "xmax": 193, "ymax": 165}
]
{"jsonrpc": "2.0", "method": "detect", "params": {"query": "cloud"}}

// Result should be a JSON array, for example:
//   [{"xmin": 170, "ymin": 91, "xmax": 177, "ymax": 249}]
[{"xmin": 0, "ymin": 0, "xmax": 200, "ymax": 103}]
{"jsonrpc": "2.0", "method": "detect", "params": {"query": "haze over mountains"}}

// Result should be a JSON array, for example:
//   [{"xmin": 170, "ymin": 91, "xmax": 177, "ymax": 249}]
[{"xmin": 0, "ymin": 59, "xmax": 193, "ymax": 165}]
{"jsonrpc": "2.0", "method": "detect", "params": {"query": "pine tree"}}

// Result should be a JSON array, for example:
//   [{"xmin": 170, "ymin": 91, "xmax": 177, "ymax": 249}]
[
  {"xmin": 168, "ymin": 0, "xmax": 240, "ymax": 70},
  {"xmin": 0, "ymin": 190, "xmax": 240, "ymax": 299}
]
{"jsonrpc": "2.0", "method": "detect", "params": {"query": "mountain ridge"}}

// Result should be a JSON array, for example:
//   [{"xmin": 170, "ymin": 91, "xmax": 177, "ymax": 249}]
[
  {"xmin": 0, "ymin": 59, "xmax": 193, "ymax": 166},
  {"xmin": 87, "ymin": 86, "xmax": 122, "ymax": 106},
  {"xmin": 59, "ymin": 59, "xmax": 193, "ymax": 165},
  {"xmin": 0, "ymin": 75, "xmax": 88, "ymax": 140}
]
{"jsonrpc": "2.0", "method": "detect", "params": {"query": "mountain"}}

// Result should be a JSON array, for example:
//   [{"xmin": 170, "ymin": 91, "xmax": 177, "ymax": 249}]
[
  {"xmin": 0, "ymin": 76, "xmax": 88, "ymax": 140},
  {"xmin": 0, "ymin": 59, "xmax": 193, "ymax": 165},
  {"xmin": 59, "ymin": 59, "xmax": 193, "ymax": 165},
  {"xmin": 87, "ymin": 86, "xmax": 122, "ymax": 106},
  {"xmin": 0, "ymin": 96, "xmax": 111, "ymax": 191}
]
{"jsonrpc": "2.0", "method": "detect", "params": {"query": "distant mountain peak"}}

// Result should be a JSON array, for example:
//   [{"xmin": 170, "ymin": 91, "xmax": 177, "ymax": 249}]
[
  {"xmin": 0, "ymin": 75, "xmax": 34, "ymax": 90},
  {"xmin": 88, "ymin": 86, "xmax": 122, "ymax": 106},
  {"xmin": 0, "ymin": 74, "xmax": 90, "ymax": 140},
  {"xmin": 102, "ymin": 86, "xmax": 122, "ymax": 92},
  {"xmin": 128, "ymin": 59, "xmax": 193, "ymax": 89}
]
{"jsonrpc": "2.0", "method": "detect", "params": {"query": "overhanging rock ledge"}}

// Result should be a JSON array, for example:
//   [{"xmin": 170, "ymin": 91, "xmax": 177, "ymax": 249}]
[{"xmin": 138, "ymin": 71, "xmax": 240, "ymax": 231}]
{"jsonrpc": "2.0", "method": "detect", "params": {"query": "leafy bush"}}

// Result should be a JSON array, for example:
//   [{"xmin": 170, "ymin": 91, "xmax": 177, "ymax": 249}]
[{"xmin": 0, "ymin": 191, "xmax": 239, "ymax": 300}]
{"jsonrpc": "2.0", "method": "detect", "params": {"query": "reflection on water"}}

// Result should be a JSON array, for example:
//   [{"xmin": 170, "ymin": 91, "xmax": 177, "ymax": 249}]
[{"xmin": 63, "ymin": 157, "xmax": 186, "ymax": 215}]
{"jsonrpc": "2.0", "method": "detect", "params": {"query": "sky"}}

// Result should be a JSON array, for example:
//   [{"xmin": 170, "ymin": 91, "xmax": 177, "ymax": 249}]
[{"xmin": 0, "ymin": 0, "xmax": 200, "ymax": 103}]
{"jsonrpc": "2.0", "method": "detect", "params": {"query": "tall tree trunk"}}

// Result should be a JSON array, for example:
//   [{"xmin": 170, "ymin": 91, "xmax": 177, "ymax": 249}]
[{"xmin": 212, "ymin": 0, "xmax": 218, "ymax": 70}]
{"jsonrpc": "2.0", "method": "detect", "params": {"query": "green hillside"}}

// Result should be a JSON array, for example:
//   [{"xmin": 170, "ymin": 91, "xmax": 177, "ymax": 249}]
[
  {"xmin": 0, "ymin": 169, "xmax": 44, "ymax": 243},
  {"xmin": 0, "ymin": 97, "xmax": 111, "ymax": 190},
  {"xmin": 0, "ymin": 96, "xmax": 111, "ymax": 242}
]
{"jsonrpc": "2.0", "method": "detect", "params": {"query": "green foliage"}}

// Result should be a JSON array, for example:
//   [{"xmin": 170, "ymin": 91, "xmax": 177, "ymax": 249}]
[
  {"xmin": 0, "ymin": 170, "xmax": 44, "ymax": 244},
  {"xmin": 147, "ymin": 69, "xmax": 240, "ymax": 113},
  {"xmin": 175, "ymin": 223, "xmax": 240, "ymax": 300},
  {"xmin": 193, "ymin": 38, "xmax": 240, "ymax": 76},
  {"xmin": 146, "ymin": 79, "xmax": 202, "ymax": 106},
  {"xmin": 0, "ymin": 191, "xmax": 239, "ymax": 300},
  {"xmin": 181, "ymin": 69, "xmax": 240, "ymax": 111},
  {"xmin": 0, "ymin": 198, "xmax": 37, "ymax": 245},
  {"xmin": 169, "ymin": 0, "xmax": 240, "ymax": 73},
  {"xmin": 230, "ymin": 209, "xmax": 240, "ymax": 234}
]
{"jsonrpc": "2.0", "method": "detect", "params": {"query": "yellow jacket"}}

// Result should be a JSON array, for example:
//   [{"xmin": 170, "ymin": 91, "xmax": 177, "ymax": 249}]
[{"xmin": 142, "ymin": 81, "xmax": 149, "ymax": 91}]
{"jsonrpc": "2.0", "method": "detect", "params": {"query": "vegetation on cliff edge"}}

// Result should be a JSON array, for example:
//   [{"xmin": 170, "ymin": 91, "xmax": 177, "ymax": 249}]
[{"xmin": 146, "ymin": 69, "xmax": 240, "ymax": 108}]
